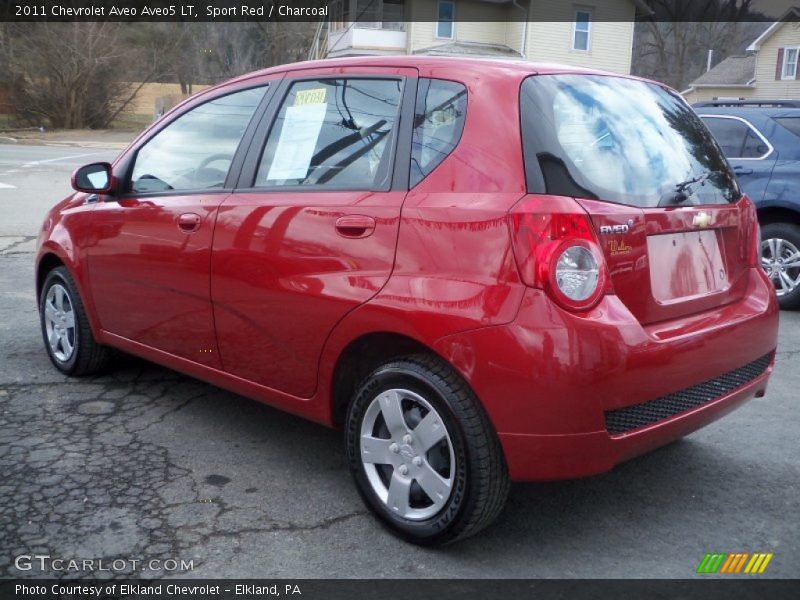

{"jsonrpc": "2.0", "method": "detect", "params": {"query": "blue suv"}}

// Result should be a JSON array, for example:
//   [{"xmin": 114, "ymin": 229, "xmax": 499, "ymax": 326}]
[{"xmin": 694, "ymin": 100, "xmax": 800, "ymax": 309}]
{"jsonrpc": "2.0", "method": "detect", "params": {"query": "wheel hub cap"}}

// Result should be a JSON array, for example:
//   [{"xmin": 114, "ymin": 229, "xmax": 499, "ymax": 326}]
[
  {"xmin": 359, "ymin": 388, "xmax": 455, "ymax": 521},
  {"xmin": 761, "ymin": 237, "xmax": 800, "ymax": 297},
  {"xmin": 44, "ymin": 283, "xmax": 76, "ymax": 362}
]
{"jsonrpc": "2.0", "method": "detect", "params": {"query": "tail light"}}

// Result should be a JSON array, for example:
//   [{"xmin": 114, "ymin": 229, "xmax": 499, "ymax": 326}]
[
  {"xmin": 741, "ymin": 196, "xmax": 761, "ymax": 268},
  {"xmin": 508, "ymin": 195, "xmax": 610, "ymax": 311}
]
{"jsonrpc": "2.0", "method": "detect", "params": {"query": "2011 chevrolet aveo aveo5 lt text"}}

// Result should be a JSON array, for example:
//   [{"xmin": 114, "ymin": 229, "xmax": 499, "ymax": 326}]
[{"xmin": 36, "ymin": 57, "xmax": 779, "ymax": 545}]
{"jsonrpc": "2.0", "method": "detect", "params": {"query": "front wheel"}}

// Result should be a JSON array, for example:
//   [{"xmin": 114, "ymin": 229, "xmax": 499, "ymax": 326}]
[
  {"xmin": 40, "ymin": 266, "xmax": 113, "ymax": 375},
  {"xmin": 760, "ymin": 222, "xmax": 800, "ymax": 310},
  {"xmin": 345, "ymin": 354, "xmax": 510, "ymax": 545}
]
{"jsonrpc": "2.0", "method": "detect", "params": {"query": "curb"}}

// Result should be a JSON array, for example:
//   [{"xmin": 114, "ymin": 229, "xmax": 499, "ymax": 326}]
[{"xmin": 0, "ymin": 137, "xmax": 129, "ymax": 150}]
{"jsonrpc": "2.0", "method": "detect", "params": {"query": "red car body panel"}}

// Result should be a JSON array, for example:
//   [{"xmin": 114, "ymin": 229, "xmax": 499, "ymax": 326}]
[
  {"xmin": 36, "ymin": 56, "xmax": 780, "ymax": 481},
  {"xmin": 88, "ymin": 193, "xmax": 226, "ymax": 369},
  {"xmin": 211, "ymin": 191, "xmax": 405, "ymax": 397}
]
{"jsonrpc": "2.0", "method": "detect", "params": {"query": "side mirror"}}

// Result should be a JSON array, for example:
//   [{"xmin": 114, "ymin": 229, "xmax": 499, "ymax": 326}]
[{"xmin": 71, "ymin": 162, "xmax": 115, "ymax": 194}]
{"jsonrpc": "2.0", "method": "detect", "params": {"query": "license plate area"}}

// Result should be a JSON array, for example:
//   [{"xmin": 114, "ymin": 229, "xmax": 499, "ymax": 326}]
[{"xmin": 647, "ymin": 230, "xmax": 729, "ymax": 302}]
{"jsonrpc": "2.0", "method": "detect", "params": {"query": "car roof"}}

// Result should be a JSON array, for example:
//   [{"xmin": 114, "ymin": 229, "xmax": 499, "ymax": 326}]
[
  {"xmin": 693, "ymin": 100, "xmax": 800, "ymax": 108},
  {"xmin": 215, "ymin": 55, "xmax": 664, "ymax": 91},
  {"xmin": 694, "ymin": 106, "xmax": 800, "ymax": 118}
]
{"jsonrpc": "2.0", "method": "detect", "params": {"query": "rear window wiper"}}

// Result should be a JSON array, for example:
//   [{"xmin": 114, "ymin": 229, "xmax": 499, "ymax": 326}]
[
  {"xmin": 675, "ymin": 171, "xmax": 711, "ymax": 193},
  {"xmin": 658, "ymin": 171, "xmax": 711, "ymax": 207}
]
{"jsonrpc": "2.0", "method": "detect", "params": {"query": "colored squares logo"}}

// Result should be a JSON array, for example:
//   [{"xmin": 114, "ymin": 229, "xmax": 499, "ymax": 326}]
[{"xmin": 697, "ymin": 553, "xmax": 773, "ymax": 574}]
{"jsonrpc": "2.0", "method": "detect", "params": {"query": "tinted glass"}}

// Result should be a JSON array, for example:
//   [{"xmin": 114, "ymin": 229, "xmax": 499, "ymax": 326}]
[
  {"xmin": 256, "ymin": 79, "xmax": 402, "ymax": 188},
  {"xmin": 130, "ymin": 87, "xmax": 266, "ymax": 194},
  {"xmin": 775, "ymin": 116, "xmax": 800, "ymax": 137},
  {"xmin": 520, "ymin": 75, "xmax": 740, "ymax": 207},
  {"xmin": 702, "ymin": 117, "xmax": 766, "ymax": 158},
  {"xmin": 410, "ymin": 79, "xmax": 467, "ymax": 188}
]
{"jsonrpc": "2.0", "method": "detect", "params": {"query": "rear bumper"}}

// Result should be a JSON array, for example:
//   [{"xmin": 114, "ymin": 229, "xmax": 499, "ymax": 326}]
[
  {"xmin": 433, "ymin": 268, "xmax": 779, "ymax": 482},
  {"xmin": 498, "ymin": 363, "xmax": 771, "ymax": 480}
]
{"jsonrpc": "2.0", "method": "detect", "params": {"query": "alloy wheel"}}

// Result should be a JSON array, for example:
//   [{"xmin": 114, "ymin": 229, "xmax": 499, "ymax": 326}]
[
  {"xmin": 359, "ymin": 388, "xmax": 455, "ymax": 521},
  {"xmin": 761, "ymin": 237, "xmax": 800, "ymax": 297},
  {"xmin": 44, "ymin": 283, "xmax": 76, "ymax": 362}
]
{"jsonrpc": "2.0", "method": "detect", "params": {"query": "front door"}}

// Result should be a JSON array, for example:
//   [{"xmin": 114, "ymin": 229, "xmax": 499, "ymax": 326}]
[
  {"xmin": 211, "ymin": 71, "xmax": 415, "ymax": 397},
  {"xmin": 87, "ymin": 85, "xmax": 269, "ymax": 367}
]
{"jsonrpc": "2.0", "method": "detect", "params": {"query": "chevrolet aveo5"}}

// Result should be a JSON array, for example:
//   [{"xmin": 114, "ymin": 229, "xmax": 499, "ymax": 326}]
[{"xmin": 36, "ymin": 57, "xmax": 779, "ymax": 545}]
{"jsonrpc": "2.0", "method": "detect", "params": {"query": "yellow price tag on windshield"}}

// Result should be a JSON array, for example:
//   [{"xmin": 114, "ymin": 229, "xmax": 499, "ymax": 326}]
[{"xmin": 295, "ymin": 88, "xmax": 327, "ymax": 106}]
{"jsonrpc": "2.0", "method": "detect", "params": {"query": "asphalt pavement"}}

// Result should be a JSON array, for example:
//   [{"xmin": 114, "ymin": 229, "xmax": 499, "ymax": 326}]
[{"xmin": 0, "ymin": 142, "xmax": 798, "ymax": 579}]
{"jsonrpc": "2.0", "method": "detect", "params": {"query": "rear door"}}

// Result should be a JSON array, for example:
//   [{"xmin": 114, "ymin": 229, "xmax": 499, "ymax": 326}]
[
  {"xmin": 698, "ymin": 114, "xmax": 776, "ymax": 203},
  {"xmin": 210, "ymin": 67, "xmax": 416, "ymax": 398}
]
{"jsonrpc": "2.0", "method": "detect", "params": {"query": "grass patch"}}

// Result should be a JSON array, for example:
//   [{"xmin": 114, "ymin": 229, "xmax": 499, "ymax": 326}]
[
  {"xmin": 0, "ymin": 114, "xmax": 17, "ymax": 129},
  {"xmin": 111, "ymin": 112, "xmax": 152, "ymax": 131}
]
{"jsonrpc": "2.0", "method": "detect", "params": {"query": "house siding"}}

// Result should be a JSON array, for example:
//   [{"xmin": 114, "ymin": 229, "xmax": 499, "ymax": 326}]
[
  {"xmin": 526, "ymin": 0, "xmax": 634, "ymax": 74},
  {"xmin": 365, "ymin": 0, "xmax": 635, "ymax": 70},
  {"xmin": 683, "ymin": 87, "xmax": 757, "ymax": 104},
  {"xmin": 408, "ymin": 0, "xmax": 509, "ymax": 50},
  {"xmin": 753, "ymin": 21, "xmax": 800, "ymax": 99}
]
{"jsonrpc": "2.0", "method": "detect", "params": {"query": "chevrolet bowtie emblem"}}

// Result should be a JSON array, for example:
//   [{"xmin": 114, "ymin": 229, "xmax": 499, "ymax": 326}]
[{"xmin": 693, "ymin": 212, "xmax": 713, "ymax": 228}]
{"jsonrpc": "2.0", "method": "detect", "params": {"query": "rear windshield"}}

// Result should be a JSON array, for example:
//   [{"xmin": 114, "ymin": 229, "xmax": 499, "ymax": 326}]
[{"xmin": 520, "ymin": 74, "xmax": 740, "ymax": 207}]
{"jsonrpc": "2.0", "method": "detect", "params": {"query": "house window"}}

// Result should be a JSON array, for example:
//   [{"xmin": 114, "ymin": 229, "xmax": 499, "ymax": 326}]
[
  {"xmin": 330, "ymin": 0, "xmax": 349, "ymax": 31},
  {"xmin": 354, "ymin": 0, "xmax": 405, "ymax": 31},
  {"xmin": 383, "ymin": 0, "xmax": 404, "ymax": 29},
  {"xmin": 572, "ymin": 9, "xmax": 592, "ymax": 51},
  {"xmin": 356, "ymin": 0, "xmax": 380, "ymax": 28},
  {"xmin": 783, "ymin": 47, "xmax": 799, "ymax": 80},
  {"xmin": 437, "ymin": 1, "xmax": 455, "ymax": 39}
]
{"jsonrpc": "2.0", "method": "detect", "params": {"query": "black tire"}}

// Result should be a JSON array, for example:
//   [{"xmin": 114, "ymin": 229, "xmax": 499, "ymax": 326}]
[
  {"xmin": 39, "ymin": 266, "xmax": 113, "ymax": 375},
  {"xmin": 760, "ymin": 222, "xmax": 800, "ymax": 310},
  {"xmin": 345, "ymin": 354, "xmax": 510, "ymax": 546}
]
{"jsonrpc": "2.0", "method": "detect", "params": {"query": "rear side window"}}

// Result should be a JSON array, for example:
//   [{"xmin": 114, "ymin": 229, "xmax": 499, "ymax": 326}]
[
  {"xmin": 255, "ymin": 78, "xmax": 402, "ymax": 189},
  {"xmin": 700, "ymin": 116, "xmax": 769, "ymax": 159},
  {"xmin": 520, "ymin": 74, "xmax": 740, "ymax": 207},
  {"xmin": 774, "ymin": 116, "xmax": 800, "ymax": 137},
  {"xmin": 410, "ymin": 78, "xmax": 467, "ymax": 188}
]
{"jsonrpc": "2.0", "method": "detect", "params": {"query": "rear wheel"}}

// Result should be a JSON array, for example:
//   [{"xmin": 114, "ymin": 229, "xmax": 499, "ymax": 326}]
[
  {"xmin": 345, "ymin": 354, "xmax": 510, "ymax": 545},
  {"xmin": 40, "ymin": 267, "xmax": 113, "ymax": 375},
  {"xmin": 760, "ymin": 222, "xmax": 800, "ymax": 310}
]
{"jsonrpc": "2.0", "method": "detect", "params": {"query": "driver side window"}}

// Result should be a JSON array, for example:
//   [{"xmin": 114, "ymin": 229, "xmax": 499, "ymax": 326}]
[{"xmin": 129, "ymin": 86, "xmax": 267, "ymax": 194}]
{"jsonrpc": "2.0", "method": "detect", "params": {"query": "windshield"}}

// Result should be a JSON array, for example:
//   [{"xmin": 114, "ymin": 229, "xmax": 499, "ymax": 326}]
[{"xmin": 520, "ymin": 74, "xmax": 740, "ymax": 207}]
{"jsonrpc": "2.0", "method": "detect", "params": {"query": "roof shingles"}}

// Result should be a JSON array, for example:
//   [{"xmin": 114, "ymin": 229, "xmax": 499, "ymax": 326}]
[{"xmin": 690, "ymin": 54, "xmax": 756, "ymax": 87}]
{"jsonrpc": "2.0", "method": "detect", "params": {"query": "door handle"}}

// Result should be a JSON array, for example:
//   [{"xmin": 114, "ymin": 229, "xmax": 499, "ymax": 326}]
[
  {"xmin": 335, "ymin": 215, "xmax": 376, "ymax": 238},
  {"xmin": 733, "ymin": 166, "xmax": 754, "ymax": 175},
  {"xmin": 178, "ymin": 212, "xmax": 202, "ymax": 233}
]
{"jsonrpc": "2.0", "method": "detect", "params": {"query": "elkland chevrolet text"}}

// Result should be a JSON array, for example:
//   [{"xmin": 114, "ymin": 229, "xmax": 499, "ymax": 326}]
[{"xmin": 36, "ymin": 57, "xmax": 779, "ymax": 545}]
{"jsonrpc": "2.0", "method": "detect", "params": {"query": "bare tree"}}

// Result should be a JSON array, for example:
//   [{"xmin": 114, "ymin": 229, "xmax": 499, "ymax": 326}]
[
  {"xmin": 0, "ymin": 18, "xmax": 317, "ymax": 129},
  {"xmin": 632, "ymin": 0, "xmax": 768, "ymax": 90},
  {"xmin": 192, "ymin": 22, "xmax": 316, "ymax": 83},
  {"xmin": 0, "ymin": 21, "xmax": 183, "ymax": 129}
]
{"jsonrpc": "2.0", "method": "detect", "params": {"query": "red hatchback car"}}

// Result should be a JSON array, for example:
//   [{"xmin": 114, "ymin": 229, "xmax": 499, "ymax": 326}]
[{"xmin": 36, "ymin": 57, "xmax": 779, "ymax": 545}]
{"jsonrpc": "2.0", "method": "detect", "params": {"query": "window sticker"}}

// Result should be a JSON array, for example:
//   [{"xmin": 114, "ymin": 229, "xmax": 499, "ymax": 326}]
[
  {"xmin": 266, "ymin": 102, "xmax": 327, "ymax": 181},
  {"xmin": 294, "ymin": 88, "xmax": 327, "ymax": 106}
]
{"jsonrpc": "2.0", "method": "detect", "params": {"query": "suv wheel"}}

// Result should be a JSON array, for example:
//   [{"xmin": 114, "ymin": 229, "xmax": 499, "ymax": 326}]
[
  {"xmin": 345, "ymin": 354, "xmax": 510, "ymax": 545},
  {"xmin": 761, "ymin": 223, "xmax": 800, "ymax": 310},
  {"xmin": 40, "ymin": 266, "xmax": 113, "ymax": 375}
]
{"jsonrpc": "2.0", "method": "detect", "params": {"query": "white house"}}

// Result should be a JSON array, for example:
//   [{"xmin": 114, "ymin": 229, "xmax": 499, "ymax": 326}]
[
  {"xmin": 684, "ymin": 6, "xmax": 800, "ymax": 103},
  {"xmin": 312, "ymin": 0, "xmax": 651, "ymax": 75}
]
